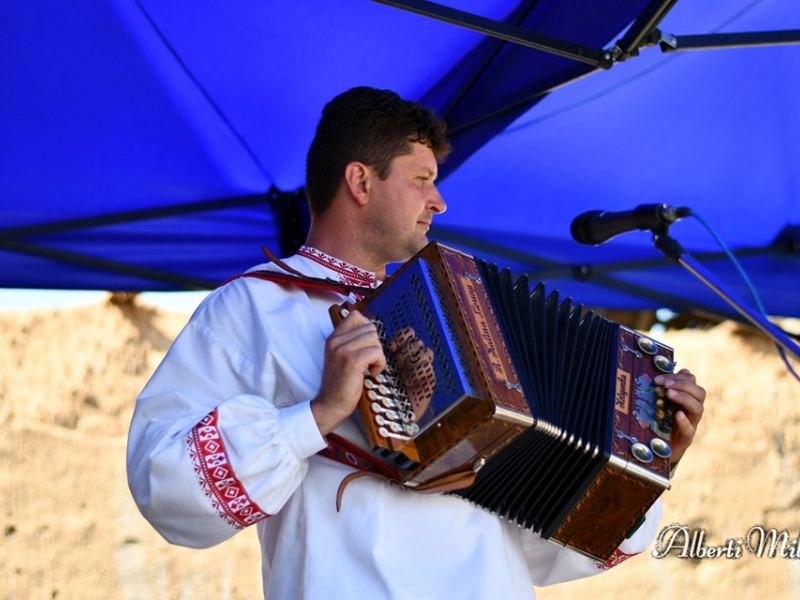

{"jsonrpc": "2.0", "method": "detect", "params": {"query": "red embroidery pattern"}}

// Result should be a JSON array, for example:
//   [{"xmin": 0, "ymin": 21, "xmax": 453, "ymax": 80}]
[
  {"xmin": 595, "ymin": 548, "xmax": 637, "ymax": 570},
  {"xmin": 187, "ymin": 410, "xmax": 269, "ymax": 529},
  {"xmin": 297, "ymin": 246, "xmax": 377, "ymax": 289}
]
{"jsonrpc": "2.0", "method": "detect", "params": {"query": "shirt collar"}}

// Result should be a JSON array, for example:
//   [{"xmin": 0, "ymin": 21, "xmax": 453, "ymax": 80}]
[{"xmin": 296, "ymin": 245, "xmax": 379, "ymax": 289}]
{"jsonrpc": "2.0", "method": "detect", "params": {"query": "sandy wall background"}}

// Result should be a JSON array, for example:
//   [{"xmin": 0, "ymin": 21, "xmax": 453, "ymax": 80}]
[{"xmin": 1, "ymin": 296, "xmax": 799, "ymax": 599}]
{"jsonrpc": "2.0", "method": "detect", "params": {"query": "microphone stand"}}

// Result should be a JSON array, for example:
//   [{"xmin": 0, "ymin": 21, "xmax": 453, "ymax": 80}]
[{"xmin": 651, "ymin": 228, "xmax": 800, "ymax": 362}]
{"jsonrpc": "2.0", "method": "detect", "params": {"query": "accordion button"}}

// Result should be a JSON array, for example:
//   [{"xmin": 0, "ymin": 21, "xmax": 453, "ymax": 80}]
[
  {"xmin": 631, "ymin": 443, "xmax": 654, "ymax": 464},
  {"xmin": 369, "ymin": 393, "xmax": 398, "ymax": 409},
  {"xmin": 636, "ymin": 336, "xmax": 658, "ymax": 355},
  {"xmin": 404, "ymin": 424, "xmax": 419, "ymax": 436},
  {"xmin": 374, "ymin": 415, "xmax": 403, "ymax": 433},
  {"xmin": 650, "ymin": 438, "xmax": 672, "ymax": 459},
  {"xmin": 617, "ymin": 430, "xmax": 654, "ymax": 463},
  {"xmin": 653, "ymin": 354, "xmax": 675, "ymax": 373}
]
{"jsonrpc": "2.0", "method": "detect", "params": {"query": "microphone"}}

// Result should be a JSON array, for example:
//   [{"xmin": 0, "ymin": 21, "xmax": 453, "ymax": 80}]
[{"xmin": 570, "ymin": 203, "xmax": 692, "ymax": 245}]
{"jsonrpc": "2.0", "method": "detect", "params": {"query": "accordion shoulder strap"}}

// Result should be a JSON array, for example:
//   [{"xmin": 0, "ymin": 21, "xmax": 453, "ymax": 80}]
[{"xmin": 222, "ymin": 246, "xmax": 375, "ymax": 298}]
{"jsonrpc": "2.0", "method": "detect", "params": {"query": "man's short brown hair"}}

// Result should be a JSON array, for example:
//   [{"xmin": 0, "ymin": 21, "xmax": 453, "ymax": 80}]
[{"xmin": 305, "ymin": 87, "xmax": 450, "ymax": 216}]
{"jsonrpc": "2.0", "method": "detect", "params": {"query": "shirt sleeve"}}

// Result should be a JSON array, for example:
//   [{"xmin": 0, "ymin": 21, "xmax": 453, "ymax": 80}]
[
  {"xmin": 126, "ymin": 281, "xmax": 329, "ymax": 549},
  {"xmin": 520, "ymin": 499, "xmax": 662, "ymax": 587}
]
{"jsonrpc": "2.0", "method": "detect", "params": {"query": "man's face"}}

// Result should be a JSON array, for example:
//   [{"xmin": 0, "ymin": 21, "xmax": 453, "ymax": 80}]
[{"xmin": 363, "ymin": 142, "xmax": 447, "ymax": 266}]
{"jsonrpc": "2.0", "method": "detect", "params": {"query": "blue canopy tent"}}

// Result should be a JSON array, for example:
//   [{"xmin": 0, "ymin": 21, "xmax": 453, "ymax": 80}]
[{"xmin": 2, "ymin": 0, "xmax": 799, "ymax": 329}]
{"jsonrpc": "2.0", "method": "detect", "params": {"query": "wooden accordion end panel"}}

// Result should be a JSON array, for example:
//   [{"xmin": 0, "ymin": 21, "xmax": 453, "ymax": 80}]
[{"xmin": 329, "ymin": 242, "xmax": 675, "ymax": 561}]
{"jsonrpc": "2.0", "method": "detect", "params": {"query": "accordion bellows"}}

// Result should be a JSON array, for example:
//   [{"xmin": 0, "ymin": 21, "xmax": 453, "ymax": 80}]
[{"xmin": 330, "ymin": 242, "xmax": 674, "ymax": 561}]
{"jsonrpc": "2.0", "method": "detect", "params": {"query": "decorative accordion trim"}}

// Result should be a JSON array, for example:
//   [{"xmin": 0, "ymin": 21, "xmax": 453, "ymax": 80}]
[
  {"xmin": 297, "ymin": 245, "xmax": 377, "ymax": 289},
  {"xmin": 321, "ymin": 432, "xmax": 398, "ymax": 480},
  {"xmin": 187, "ymin": 409, "xmax": 269, "ymax": 529}
]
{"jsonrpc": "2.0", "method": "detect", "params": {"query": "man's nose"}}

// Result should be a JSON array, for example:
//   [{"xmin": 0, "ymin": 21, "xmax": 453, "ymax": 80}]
[{"xmin": 429, "ymin": 187, "xmax": 447, "ymax": 214}]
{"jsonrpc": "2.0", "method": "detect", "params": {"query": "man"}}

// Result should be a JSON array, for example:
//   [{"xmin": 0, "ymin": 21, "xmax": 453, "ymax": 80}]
[{"xmin": 127, "ymin": 86, "xmax": 706, "ymax": 598}]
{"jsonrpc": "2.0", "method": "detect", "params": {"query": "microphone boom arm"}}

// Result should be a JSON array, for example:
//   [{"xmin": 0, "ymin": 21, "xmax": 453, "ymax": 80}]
[{"xmin": 653, "ymin": 231, "xmax": 800, "ymax": 362}]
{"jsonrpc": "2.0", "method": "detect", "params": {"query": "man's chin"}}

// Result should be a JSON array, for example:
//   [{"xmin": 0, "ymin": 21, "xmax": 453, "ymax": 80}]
[
  {"xmin": 412, "ymin": 235, "xmax": 430, "ymax": 255},
  {"xmin": 387, "ymin": 239, "xmax": 428, "ymax": 266}
]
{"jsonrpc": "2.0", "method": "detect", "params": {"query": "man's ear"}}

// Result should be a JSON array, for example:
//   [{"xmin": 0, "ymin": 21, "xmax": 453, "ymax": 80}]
[{"xmin": 343, "ymin": 161, "xmax": 372, "ymax": 207}]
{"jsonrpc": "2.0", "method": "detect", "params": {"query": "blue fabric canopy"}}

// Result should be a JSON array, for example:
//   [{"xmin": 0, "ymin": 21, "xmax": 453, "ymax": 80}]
[{"xmin": 2, "ymin": 0, "xmax": 798, "ymax": 321}]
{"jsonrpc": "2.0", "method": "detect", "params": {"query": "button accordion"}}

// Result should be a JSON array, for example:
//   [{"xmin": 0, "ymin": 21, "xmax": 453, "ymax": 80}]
[{"xmin": 329, "ymin": 241, "xmax": 676, "ymax": 561}]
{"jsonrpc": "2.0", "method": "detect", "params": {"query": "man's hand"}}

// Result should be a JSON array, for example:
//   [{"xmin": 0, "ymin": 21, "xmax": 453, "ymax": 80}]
[
  {"xmin": 311, "ymin": 310, "xmax": 386, "ymax": 436},
  {"xmin": 655, "ymin": 368, "xmax": 706, "ymax": 464}
]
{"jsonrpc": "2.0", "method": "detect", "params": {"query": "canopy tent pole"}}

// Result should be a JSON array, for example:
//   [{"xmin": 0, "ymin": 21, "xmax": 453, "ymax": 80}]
[
  {"xmin": 373, "ymin": 0, "xmax": 800, "ymax": 68},
  {"xmin": 609, "ymin": 0, "xmax": 678, "ymax": 61},
  {"xmin": 430, "ymin": 224, "xmax": 799, "ymax": 326},
  {"xmin": 372, "ymin": 0, "xmax": 614, "ymax": 68},
  {"xmin": 0, "ymin": 189, "xmax": 311, "ymax": 290},
  {"xmin": 655, "ymin": 29, "xmax": 800, "ymax": 52},
  {"xmin": 0, "ymin": 194, "xmax": 271, "ymax": 242},
  {"xmin": 430, "ymin": 226, "xmax": 741, "ymax": 321},
  {"xmin": 608, "ymin": 0, "xmax": 800, "ymax": 58},
  {"xmin": 0, "ymin": 240, "xmax": 219, "ymax": 290}
]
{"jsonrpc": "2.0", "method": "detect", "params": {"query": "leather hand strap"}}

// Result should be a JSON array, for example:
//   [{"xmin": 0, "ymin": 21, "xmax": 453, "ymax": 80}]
[{"xmin": 334, "ymin": 466, "xmax": 478, "ymax": 511}]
